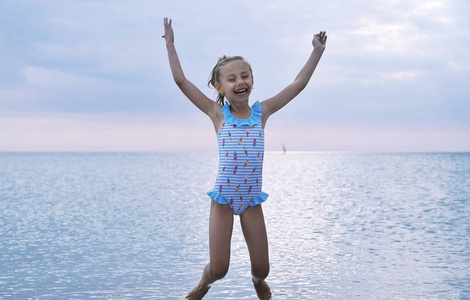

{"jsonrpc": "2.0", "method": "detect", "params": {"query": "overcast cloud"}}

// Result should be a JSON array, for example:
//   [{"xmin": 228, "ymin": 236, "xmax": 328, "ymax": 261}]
[{"xmin": 1, "ymin": 0, "xmax": 469, "ymax": 151}]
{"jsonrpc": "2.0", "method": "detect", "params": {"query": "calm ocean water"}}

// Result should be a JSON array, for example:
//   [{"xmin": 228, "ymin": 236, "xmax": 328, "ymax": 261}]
[{"xmin": 0, "ymin": 152, "xmax": 469, "ymax": 299}]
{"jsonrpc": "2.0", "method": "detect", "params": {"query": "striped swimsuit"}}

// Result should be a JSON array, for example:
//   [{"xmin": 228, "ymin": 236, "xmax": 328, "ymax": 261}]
[{"xmin": 207, "ymin": 101, "xmax": 269, "ymax": 215}]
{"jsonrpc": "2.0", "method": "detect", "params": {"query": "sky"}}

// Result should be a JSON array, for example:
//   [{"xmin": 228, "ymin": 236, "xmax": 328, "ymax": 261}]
[{"xmin": 1, "ymin": 0, "xmax": 469, "ymax": 152}]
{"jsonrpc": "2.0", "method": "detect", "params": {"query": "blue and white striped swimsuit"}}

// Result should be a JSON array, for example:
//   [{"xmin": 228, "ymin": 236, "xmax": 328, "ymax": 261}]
[{"xmin": 207, "ymin": 101, "xmax": 269, "ymax": 215}]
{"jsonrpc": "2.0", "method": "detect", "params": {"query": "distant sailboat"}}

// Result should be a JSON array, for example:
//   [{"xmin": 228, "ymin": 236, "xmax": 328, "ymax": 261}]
[{"xmin": 283, "ymin": 144, "xmax": 286, "ymax": 154}]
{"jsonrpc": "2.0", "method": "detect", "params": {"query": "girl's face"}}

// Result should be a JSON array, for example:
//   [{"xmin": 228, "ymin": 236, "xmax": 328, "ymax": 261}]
[{"xmin": 215, "ymin": 60, "xmax": 253, "ymax": 104}]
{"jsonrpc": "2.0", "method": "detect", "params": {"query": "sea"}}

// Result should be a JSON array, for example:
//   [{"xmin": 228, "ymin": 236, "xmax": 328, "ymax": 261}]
[{"xmin": 0, "ymin": 152, "xmax": 469, "ymax": 299}]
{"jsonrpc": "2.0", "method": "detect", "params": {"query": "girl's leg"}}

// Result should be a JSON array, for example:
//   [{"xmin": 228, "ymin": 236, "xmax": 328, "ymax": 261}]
[
  {"xmin": 240, "ymin": 205, "xmax": 272, "ymax": 300},
  {"xmin": 185, "ymin": 200, "xmax": 234, "ymax": 300}
]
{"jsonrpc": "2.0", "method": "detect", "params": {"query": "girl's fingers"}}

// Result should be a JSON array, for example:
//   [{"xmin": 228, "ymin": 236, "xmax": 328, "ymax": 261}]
[
  {"xmin": 163, "ymin": 17, "xmax": 172, "ymax": 27},
  {"xmin": 317, "ymin": 31, "xmax": 327, "ymax": 44}
]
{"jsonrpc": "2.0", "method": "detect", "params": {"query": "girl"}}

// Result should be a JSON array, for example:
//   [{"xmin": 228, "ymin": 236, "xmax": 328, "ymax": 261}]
[{"xmin": 163, "ymin": 17, "xmax": 326, "ymax": 300}]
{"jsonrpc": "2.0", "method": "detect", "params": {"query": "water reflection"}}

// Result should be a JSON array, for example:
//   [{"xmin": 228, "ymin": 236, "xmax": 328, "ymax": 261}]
[
  {"xmin": 0, "ymin": 152, "xmax": 468, "ymax": 299},
  {"xmin": 263, "ymin": 152, "xmax": 469, "ymax": 299}
]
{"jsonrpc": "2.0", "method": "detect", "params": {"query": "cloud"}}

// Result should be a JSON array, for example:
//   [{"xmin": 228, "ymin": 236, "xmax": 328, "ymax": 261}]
[
  {"xmin": 1, "ymin": 66, "xmax": 161, "ymax": 114},
  {"xmin": 381, "ymin": 70, "xmax": 422, "ymax": 80},
  {"xmin": 0, "ymin": 0, "xmax": 469, "ymax": 151},
  {"xmin": 266, "ymin": 127, "xmax": 470, "ymax": 152},
  {"xmin": 0, "ymin": 114, "xmax": 216, "ymax": 152}
]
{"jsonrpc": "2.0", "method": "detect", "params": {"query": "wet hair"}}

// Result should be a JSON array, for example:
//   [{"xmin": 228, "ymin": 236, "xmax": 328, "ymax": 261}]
[{"xmin": 208, "ymin": 55, "xmax": 253, "ymax": 105}]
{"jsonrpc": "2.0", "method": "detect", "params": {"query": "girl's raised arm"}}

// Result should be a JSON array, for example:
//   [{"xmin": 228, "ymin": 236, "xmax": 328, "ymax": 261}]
[
  {"xmin": 162, "ymin": 18, "xmax": 222, "ymax": 121},
  {"xmin": 261, "ymin": 31, "xmax": 327, "ymax": 124}
]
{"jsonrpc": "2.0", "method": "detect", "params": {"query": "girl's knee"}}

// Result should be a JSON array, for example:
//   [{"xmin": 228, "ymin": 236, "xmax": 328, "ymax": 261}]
[
  {"xmin": 209, "ymin": 262, "xmax": 229, "ymax": 280},
  {"xmin": 252, "ymin": 264, "xmax": 270, "ymax": 280}
]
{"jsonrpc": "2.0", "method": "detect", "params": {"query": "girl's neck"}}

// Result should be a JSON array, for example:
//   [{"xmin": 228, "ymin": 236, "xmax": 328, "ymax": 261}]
[{"xmin": 229, "ymin": 101, "xmax": 251, "ymax": 119}]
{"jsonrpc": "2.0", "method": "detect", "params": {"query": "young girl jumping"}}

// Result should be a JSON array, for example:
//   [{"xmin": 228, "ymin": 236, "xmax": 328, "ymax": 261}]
[{"xmin": 163, "ymin": 17, "xmax": 326, "ymax": 300}]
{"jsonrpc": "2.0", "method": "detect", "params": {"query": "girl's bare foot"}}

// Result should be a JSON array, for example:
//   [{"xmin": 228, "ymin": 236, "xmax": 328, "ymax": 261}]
[
  {"xmin": 252, "ymin": 278, "xmax": 272, "ymax": 300},
  {"xmin": 183, "ymin": 282, "xmax": 211, "ymax": 300}
]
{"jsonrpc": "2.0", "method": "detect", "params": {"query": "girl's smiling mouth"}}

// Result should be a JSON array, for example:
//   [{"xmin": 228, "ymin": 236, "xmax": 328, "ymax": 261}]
[{"xmin": 234, "ymin": 88, "xmax": 248, "ymax": 95}]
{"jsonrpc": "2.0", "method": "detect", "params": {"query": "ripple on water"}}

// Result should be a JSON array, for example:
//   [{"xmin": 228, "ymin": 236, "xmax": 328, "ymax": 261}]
[{"xmin": 0, "ymin": 152, "xmax": 469, "ymax": 299}]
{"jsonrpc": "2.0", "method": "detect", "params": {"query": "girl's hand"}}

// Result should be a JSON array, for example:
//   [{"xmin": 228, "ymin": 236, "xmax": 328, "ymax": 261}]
[
  {"xmin": 162, "ymin": 17, "xmax": 174, "ymax": 46},
  {"xmin": 312, "ymin": 31, "xmax": 327, "ymax": 50}
]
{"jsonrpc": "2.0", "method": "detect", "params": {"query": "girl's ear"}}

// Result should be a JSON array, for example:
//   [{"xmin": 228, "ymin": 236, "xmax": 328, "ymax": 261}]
[{"xmin": 214, "ymin": 82, "xmax": 224, "ymax": 95}]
